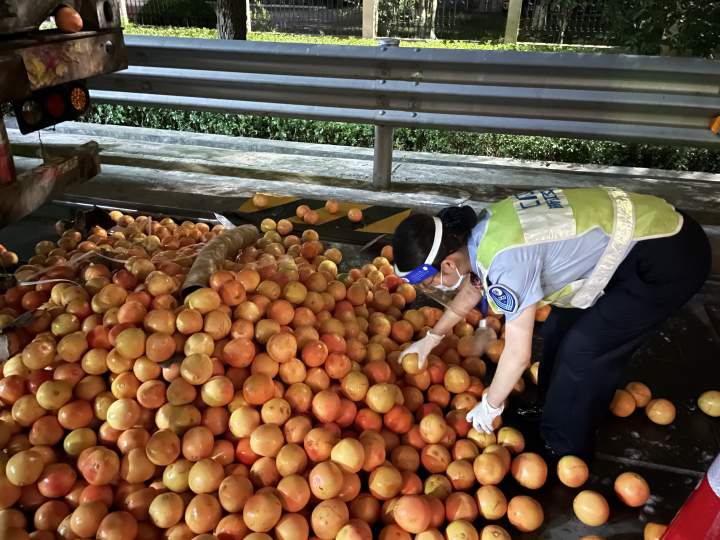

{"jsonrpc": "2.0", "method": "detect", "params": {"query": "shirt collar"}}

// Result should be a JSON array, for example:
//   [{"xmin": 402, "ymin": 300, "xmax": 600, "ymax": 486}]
[{"xmin": 467, "ymin": 211, "xmax": 490, "ymax": 278}]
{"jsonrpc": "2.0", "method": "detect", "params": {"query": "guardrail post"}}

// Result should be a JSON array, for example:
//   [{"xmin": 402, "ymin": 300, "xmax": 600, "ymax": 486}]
[
  {"xmin": 372, "ymin": 38, "xmax": 399, "ymax": 190},
  {"xmin": 373, "ymin": 124, "xmax": 394, "ymax": 190},
  {"xmin": 504, "ymin": 0, "xmax": 523, "ymax": 44},
  {"xmin": 362, "ymin": 0, "xmax": 379, "ymax": 39}
]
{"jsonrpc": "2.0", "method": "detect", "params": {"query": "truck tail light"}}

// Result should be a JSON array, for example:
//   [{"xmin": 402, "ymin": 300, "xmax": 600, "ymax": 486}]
[{"xmin": 13, "ymin": 82, "xmax": 91, "ymax": 135}]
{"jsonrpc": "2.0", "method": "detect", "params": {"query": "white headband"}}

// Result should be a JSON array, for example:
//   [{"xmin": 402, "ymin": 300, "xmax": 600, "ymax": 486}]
[{"xmin": 395, "ymin": 217, "xmax": 443, "ymax": 278}]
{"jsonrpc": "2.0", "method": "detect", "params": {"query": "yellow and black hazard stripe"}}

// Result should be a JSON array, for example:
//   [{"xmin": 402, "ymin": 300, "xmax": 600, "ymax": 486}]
[
  {"xmin": 55, "ymin": 194, "xmax": 414, "ymax": 247},
  {"xmin": 230, "ymin": 194, "xmax": 413, "ymax": 245}
]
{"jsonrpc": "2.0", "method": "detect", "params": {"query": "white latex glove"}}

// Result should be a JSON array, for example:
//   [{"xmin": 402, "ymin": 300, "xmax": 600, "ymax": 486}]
[
  {"xmin": 466, "ymin": 394, "xmax": 504, "ymax": 434},
  {"xmin": 398, "ymin": 330, "xmax": 443, "ymax": 370}
]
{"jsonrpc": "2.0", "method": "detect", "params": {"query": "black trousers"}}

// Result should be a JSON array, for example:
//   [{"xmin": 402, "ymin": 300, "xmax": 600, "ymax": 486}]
[{"xmin": 538, "ymin": 212, "xmax": 711, "ymax": 457}]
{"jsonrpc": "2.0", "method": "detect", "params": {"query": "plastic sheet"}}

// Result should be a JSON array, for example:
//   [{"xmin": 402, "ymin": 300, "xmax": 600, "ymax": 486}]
[{"xmin": 181, "ymin": 224, "xmax": 259, "ymax": 297}]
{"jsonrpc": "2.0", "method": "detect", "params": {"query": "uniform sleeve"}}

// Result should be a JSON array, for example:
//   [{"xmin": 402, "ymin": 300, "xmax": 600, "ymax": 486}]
[{"xmin": 487, "ymin": 247, "xmax": 544, "ymax": 321}]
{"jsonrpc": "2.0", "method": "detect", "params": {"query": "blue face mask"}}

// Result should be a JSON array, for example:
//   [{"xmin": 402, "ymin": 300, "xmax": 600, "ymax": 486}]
[{"xmin": 433, "ymin": 267, "xmax": 465, "ymax": 292}]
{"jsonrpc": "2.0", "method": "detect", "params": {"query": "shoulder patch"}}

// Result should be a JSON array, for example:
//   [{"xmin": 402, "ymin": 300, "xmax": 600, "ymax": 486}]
[{"xmin": 488, "ymin": 285, "xmax": 518, "ymax": 313}]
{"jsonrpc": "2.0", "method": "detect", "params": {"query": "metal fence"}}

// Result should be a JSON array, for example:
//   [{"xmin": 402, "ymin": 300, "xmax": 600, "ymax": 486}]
[
  {"xmin": 250, "ymin": 0, "xmax": 363, "ymax": 35},
  {"xmin": 379, "ymin": 0, "xmax": 505, "ymax": 40},
  {"xmin": 124, "ymin": 0, "xmax": 505, "ymax": 39},
  {"xmin": 519, "ymin": 0, "xmax": 611, "ymax": 44}
]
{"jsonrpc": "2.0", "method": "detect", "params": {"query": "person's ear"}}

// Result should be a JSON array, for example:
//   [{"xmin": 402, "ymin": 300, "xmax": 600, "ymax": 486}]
[
  {"xmin": 443, "ymin": 251, "xmax": 466, "ymax": 272},
  {"xmin": 440, "ymin": 257, "xmax": 456, "ymax": 274}
]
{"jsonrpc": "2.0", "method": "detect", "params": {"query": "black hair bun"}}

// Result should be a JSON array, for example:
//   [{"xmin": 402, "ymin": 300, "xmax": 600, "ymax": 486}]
[{"xmin": 438, "ymin": 205, "xmax": 478, "ymax": 233}]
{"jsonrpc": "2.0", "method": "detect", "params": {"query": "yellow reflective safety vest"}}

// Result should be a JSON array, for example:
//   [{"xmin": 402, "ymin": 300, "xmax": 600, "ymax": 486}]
[{"xmin": 476, "ymin": 187, "xmax": 683, "ymax": 311}]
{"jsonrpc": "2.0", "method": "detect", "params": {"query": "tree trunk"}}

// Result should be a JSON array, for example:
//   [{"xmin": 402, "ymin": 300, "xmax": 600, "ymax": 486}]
[
  {"xmin": 217, "ymin": 0, "xmax": 250, "ymax": 40},
  {"xmin": 118, "ymin": 0, "xmax": 129, "ymax": 24},
  {"xmin": 416, "ymin": 0, "xmax": 438, "ymax": 39},
  {"xmin": 531, "ymin": 0, "xmax": 547, "ymax": 32}
]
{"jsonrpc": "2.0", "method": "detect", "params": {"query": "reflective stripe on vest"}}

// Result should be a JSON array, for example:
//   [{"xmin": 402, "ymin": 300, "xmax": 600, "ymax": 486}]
[{"xmin": 570, "ymin": 188, "xmax": 635, "ymax": 308}]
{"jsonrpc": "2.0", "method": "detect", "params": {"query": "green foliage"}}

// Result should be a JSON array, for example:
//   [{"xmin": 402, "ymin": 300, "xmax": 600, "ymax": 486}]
[
  {"xmin": 604, "ymin": 0, "xmax": 720, "ymax": 57},
  {"xmin": 378, "ymin": 0, "xmax": 418, "ymax": 38},
  {"xmin": 522, "ymin": 0, "xmax": 600, "ymax": 44},
  {"xmin": 123, "ymin": 23, "xmax": 611, "ymax": 52},
  {"xmin": 124, "ymin": 24, "xmax": 219, "ymax": 39},
  {"xmin": 249, "ymin": 3, "xmax": 273, "ymax": 32},
  {"xmin": 83, "ymin": 105, "xmax": 720, "ymax": 173},
  {"xmin": 436, "ymin": 12, "xmax": 507, "ymax": 41},
  {"xmin": 137, "ymin": 0, "xmax": 217, "ymax": 29},
  {"xmin": 376, "ymin": 1, "xmax": 509, "ymax": 42}
]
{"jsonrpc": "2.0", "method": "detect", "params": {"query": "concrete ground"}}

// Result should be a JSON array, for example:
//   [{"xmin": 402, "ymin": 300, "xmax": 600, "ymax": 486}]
[
  {"xmin": 4, "ymin": 121, "xmax": 720, "ymax": 538},
  {"xmin": 8, "ymin": 120, "xmax": 720, "ymax": 271},
  {"xmin": 7, "ymin": 121, "xmax": 720, "ymax": 214},
  {"xmin": 518, "ymin": 297, "xmax": 720, "ymax": 539}
]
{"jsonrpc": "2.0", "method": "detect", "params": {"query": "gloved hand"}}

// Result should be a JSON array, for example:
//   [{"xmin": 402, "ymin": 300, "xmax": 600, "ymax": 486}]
[
  {"xmin": 398, "ymin": 330, "xmax": 443, "ymax": 370},
  {"xmin": 466, "ymin": 394, "xmax": 504, "ymax": 434}
]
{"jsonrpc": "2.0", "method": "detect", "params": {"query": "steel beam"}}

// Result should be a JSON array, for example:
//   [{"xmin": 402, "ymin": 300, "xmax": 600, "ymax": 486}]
[
  {"xmin": 0, "ymin": 0, "xmax": 123, "ymax": 35},
  {"xmin": 371, "ymin": 38, "xmax": 400, "ymax": 189},
  {"xmin": 373, "ymin": 125, "xmax": 394, "ymax": 190},
  {"xmin": 0, "ymin": 141, "xmax": 100, "ymax": 227},
  {"xmin": 86, "ymin": 35, "xmax": 720, "ymax": 151},
  {"xmin": 91, "ymin": 66, "xmax": 717, "ymax": 129},
  {"xmin": 90, "ymin": 90, "xmax": 720, "ymax": 148},
  {"xmin": 119, "ymin": 35, "xmax": 720, "ymax": 94},
  {"xmin": 0, "ymin": 29, "xmax": 128, "ymax": 102}
]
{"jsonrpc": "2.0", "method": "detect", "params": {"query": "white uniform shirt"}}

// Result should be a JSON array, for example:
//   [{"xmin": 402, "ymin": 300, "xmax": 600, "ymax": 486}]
[{"xmin": 467, "ymin": 212, "xmax": 617, "ymax": 320}]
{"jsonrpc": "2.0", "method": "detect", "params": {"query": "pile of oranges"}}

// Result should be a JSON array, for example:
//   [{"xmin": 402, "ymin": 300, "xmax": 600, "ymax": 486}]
[{"xmin": 0, "ymin": 206, "xmax": 663, "ymax": 540}]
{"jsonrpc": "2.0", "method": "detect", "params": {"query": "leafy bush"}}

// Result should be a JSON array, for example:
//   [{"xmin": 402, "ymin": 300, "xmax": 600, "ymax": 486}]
[
  {"xmin": 249, "ymin": 3, "xmax": 274, "ymax": 32},
  {"xmin": 520, "ymin": 0, "xmax": 611, "ymax": 45},
  {"xmin": 137, "ymin": 0, "xmax": 217, "ymax": 29},
  {"xmin": 378, "ymin": 0, "xmax": 419, "ymax": 38},
  {"xmin": 83, "ymin": 105, "xmax": 720, "ymax": 173},
  {"xmin": 604, "ymin": 0, "xmax": 719, "ymax": 57},
  {"xmin": 124, "ymin": 24, "xmax": 219, "ymax": 39},
  {"xmin": 123, "ymin": 23, "xmax": 610, "ymax": 52}
]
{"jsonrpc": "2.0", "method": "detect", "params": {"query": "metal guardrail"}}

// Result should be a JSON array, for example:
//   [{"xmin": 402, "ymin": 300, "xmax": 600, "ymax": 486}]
[{"xmin": 89, "ymin": 35, "xmax": 720, "ymax": 188}]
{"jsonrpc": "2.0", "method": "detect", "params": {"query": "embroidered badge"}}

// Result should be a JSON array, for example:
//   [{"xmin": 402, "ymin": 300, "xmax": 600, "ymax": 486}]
[{"xmin": 488, "ymin": 285, "xmax": 518, "ymax": 313}]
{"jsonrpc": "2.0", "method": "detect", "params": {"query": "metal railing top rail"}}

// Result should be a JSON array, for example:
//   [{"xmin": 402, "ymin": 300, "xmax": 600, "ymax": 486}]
[
  {"xmin": 90, "ymin": 90, "xmax": 713, "ymax": 147},
  {"xmin": 91, "ymin": 67, "xmax": 717, "ymax": 129},
  {"xmin": 122, "ymin": 35, "xmax": 720, "ymax": 95},
  {"xmin": 88, "ymin": 35, "xmax": 720, "ymax": 190}
]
